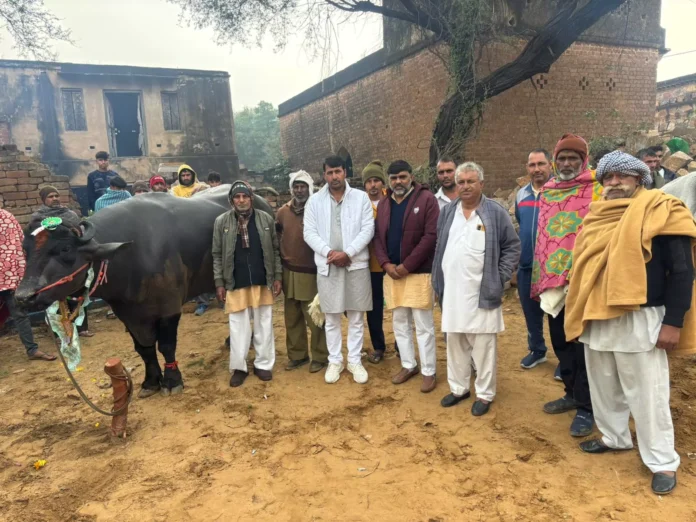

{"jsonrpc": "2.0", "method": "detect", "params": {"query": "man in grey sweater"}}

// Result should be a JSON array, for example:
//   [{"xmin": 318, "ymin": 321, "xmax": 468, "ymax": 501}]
[{"xmin": 432, "ymin": 162, "xmax": 520, "ymax": 417}]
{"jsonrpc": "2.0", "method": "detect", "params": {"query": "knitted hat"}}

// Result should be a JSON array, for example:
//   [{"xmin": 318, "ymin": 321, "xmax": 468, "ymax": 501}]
[
  {"xmin": 553, "ymin": 133, "xmax": 589, "ymax": 161},
  {"xmin": 39, "ymin": 185, "xmax": 59, "ymax": 203},
  {"xmin": 131, "ymin": 181, "xmax": 149, "ymax": 194},
  {"xmin": 229, "ymin": 180, "xmax": 252, "ymax": 199},
  {"xmin": 596, "ymin": 150, "xmax": 652, "ymax": 186},
  {"xmin": 289, "ymin": 170, "xmax": 314, "ymax": 194},
  {"xmin": 149, "ymin": 176, "xmax": 166, "ymax": 189},
  {"xmin": 361, "ymin": 160, "xmax": 386, "ymax": 186}
]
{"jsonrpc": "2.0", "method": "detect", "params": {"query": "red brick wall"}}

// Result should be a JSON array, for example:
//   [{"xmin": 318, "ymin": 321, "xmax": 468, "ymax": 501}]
[
  {"xmin": 0, "ymin": 144, "xmax": 81, "ymax": 226},
  {"xmin": 280, "ymin": 41, "xmax": 660, "ymax": 192},
  {"xmin": 655, "ymin": 79, "xmax": 696, "ymax": 133}
]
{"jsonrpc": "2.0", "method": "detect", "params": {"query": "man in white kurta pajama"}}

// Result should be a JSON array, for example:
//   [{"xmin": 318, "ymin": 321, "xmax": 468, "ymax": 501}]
[
  {"xmin": 304, "ymin": 156, "xmax": 374, "ymax": 385},
  {"xmin": 432, "ymin": 163, "xmax": 520, "ymax": 417},
  {"xmin": 565, "ymin": 151, "xmax": 696, "ymax": 496}
]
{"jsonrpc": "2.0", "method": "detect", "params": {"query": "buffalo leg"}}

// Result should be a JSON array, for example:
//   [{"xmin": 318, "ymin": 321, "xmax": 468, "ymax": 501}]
[
  {"xmin": 157, "ymin": 314, "xmax": 183, "ymax": 395},
  {"xmin": 130, "ymin": 334, "xmax": 162, "ymax": 398}
]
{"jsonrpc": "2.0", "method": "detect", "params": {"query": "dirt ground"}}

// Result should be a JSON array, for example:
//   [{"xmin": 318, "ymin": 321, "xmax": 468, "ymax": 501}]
[{"xmin": 1, "ymin": 291, "xmax": 695, "ymax": 522}]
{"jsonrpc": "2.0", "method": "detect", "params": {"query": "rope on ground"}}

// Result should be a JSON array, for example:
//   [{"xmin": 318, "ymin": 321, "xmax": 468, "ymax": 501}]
[{"xmin": 51, "ymin": 308, "xmax": 133, "ymax": 417}]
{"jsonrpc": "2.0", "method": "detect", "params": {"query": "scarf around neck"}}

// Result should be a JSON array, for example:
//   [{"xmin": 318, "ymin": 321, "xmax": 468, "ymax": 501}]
[
  {"xmin": 531, "ymin": 167, "xmax": 603, "ymax": 298},
  {"xmin": 290, "ymin": 198, "xmax": 306, "ymax": 216},
  {"xmin": 235, "ymin": 208, "xmax": 253, "ymax": 248}
]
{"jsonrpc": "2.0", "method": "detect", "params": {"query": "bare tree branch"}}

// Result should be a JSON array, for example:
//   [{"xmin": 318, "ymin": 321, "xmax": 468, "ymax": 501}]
[
  {"xmin": 0, "ymin": 0, "xmax": 73, "ymax": 60},
  {"xmin": 429, "ymin": 0, "xmax": 629, "ymax": 163}
]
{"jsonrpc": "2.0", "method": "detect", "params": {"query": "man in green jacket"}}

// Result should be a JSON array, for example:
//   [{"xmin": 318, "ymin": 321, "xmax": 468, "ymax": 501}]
[{"xmin": 212, "ymin": 181, "xmax": 282, "ymax": 387}]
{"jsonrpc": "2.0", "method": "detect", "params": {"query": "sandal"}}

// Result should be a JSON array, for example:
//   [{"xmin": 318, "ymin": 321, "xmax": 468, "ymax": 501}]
[
  {"xmin": 28, "ymin": 350, "xmax": 57, "ymax": 361},
  {"xmin": 367, "ymin": 351, "xmax": 385, "ymax": 364},
  {"xmin": 106, "ymin": 311, "xmax": 116, "ymax": 319},
  {"xmin": 79, "ymin": 330, "xmax": 95, "ymax": 338}
]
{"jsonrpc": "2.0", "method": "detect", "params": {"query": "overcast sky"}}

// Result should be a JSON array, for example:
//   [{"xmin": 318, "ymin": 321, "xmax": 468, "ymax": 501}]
[{"xmin": 0, "ymin": 0, "xmax": 694, "ymax": 110}]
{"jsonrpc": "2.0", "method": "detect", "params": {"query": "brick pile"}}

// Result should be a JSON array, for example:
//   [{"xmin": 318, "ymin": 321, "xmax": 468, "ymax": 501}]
[{"xmin": 0, "ymin": 144, "xmax": 81, "ymax": 226}]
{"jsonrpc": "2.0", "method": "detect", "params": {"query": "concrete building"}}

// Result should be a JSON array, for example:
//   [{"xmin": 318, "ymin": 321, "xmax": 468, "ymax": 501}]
[
  {"xmin": 279, "ymin": 0, "xmax": 666, "ymax": 192},
  {"xmin": 0, "ymin": 60, "xmax": 239, "ymax": 189},
  {"xmin": 656, "ymin": 73, "xmax": 696, "ymax": 134}
]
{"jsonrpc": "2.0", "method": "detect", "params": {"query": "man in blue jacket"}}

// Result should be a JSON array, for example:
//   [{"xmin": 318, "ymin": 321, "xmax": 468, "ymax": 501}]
[{"xmin": 516, "ymin": 149, "xmax": 552, "ymax": 369}]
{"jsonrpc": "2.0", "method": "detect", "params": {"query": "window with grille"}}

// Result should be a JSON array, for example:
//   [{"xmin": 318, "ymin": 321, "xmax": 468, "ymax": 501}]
[
  {"xmin": 61, "ymin": 89, "xmax": 87, "ymax": 131},
  {"xmin": 161, "ymin": 92, "xmax": 181, "ymax": 131}
]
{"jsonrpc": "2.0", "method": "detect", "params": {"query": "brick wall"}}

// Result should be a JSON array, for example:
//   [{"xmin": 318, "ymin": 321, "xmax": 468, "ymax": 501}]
[
  {"xmin": 0, "ymin": 144, "xmax": 81, "ymax": 226},
  {"xmin": 280, "ymin": 41, "xmax": 659, "ymax": 192},
  {"xmin": 655, "ymin": 76, "xmax": 696, "ymax": 133}
]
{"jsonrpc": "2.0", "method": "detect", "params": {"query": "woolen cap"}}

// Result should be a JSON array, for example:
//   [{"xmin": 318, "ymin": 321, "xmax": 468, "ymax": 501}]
[
  {"xmin": 554, "ymin": 133, "xmax": 589, "ymax": 161},
  {"xmin": 149, "ymin": 176, "xmax": 166, "ymax": 189},
  {"xmin": 131, "ymin": 181, "xmax": 149, "ymax": 194},
  {"xmin": 361, "ymin": 160, "xmax": 386, "ymax": 186},
  {"xmin": 39, "ymin": 185, "xmax": 59, "ymax": 203},
  {"xmin": 229, "ymin": 180, "xmax": 252, "ymax": 199}
]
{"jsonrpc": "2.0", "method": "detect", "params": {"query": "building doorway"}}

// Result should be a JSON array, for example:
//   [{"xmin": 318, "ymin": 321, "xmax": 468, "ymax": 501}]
[{"xmin": 104, "ymin": 92, "xmax": 145, "ymax": 157}]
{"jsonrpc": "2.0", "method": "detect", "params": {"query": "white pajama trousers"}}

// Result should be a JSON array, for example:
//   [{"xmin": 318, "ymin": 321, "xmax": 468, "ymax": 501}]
[
  {"xmin": 392, "ymin": 307, "xmax": 437, "ymax": 376},
  {"xmin": 584, "ymin": 346, "xmax": 680, "ymax": 473},
  {"xmin": 446, "ymin": 332, "xmax": 497, "ymax": 402},
  {"xmin": 228, "ymin": 305, "xmax": 275, "ymax": 373},
  {"xmin": 325, "ymin": 311, "xmax": 364, "ymax": 365}
]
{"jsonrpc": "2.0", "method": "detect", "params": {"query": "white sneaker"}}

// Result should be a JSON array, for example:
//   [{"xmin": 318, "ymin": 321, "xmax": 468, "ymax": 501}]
[
  {"xmin": 347, "ymin": 362, "xmax": 368, "ymax": 384},
  {"xmin": 325, "ymin": 362, "xmax": 344, "ymax": 384}
]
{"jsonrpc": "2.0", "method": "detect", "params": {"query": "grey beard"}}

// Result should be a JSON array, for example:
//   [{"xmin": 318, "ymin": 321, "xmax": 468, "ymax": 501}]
[{"xmin": 557, "ymin": 170, "xmax": 580, "ymax": 181}]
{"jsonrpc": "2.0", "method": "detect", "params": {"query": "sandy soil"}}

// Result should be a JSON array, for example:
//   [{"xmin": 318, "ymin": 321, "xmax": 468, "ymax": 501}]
[{"xmin": 1, "ymin": 291, "xmax": 695, "ymax": 522}]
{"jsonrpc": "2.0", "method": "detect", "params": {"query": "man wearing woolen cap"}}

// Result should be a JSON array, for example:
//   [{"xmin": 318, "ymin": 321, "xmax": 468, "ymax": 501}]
[
  {"xmin": 212, "ymin": 180, "xmax": 282, "ymax": 388},
  {"xmin": 149, "ymin": 176, "xmax": 168, "ymax": 193},
  {"xmin": 362, "ymin": 160, "xmax": 390, "ymax": 364},
  {"xmin": 531, "ymin": 133, "xmax": 603, "ymax": 438}
]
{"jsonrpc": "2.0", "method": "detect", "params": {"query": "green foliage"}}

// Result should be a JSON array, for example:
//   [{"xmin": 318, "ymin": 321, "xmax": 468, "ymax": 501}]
[
  {"xmin": 261, "ymin": 159, "xmax": 293, "ymax": 193},
  {"xmin": 234, "ymin": 101, "xmax": 283, "ymax": 172},
  {"xmin": 588, "ymin": 136, "xmax": 622, "ymax": 159}
]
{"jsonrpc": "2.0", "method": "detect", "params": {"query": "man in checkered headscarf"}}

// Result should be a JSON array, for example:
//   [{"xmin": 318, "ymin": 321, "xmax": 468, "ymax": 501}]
[
  {"xmin": 564, "ymin": 148, "xmax": 696, "ymax": 495},
  {"xmin": 596, "ymin": 150, "xmax": 652, "ymax": 194}
]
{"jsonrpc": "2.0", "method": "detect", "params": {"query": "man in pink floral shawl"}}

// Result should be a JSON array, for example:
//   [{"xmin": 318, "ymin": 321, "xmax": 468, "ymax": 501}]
[
  {"xmin": 531, "ymin": 133, "xmax": 602, "ymax": 438},
  {"xmin": 0, "ymin": 208, "xmax": 56, "ymax": 361}
]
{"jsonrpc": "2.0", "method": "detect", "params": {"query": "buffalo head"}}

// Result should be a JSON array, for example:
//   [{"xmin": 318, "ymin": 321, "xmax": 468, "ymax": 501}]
[{"xmin": 15, "ymin": 220, "xmax": 129, "ymax": 310}]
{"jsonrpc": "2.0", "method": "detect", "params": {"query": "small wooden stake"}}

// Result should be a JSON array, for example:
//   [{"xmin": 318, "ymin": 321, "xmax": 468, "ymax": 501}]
[{"xmin": 104, "ymin": 357, "xmax": 128, "ymax": 438}]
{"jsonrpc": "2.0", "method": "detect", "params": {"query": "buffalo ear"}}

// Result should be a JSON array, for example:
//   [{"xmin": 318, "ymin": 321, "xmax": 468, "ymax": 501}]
[{"xmin": 78, "ymin": 241, "xmax": 132, "ymax": 259}]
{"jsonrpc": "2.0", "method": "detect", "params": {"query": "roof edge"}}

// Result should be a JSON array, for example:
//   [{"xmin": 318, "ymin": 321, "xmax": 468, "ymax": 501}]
[
  {"xmin": 279, "ymin": 36, "xmax": 663, "ymax": 117},
  {"xmin": 657, "ymin": 73, "xmax": 696, "ymax": 91},
  {"xmin": 0, "ymin": 59, "xmax": 229, "ymax": 78}
]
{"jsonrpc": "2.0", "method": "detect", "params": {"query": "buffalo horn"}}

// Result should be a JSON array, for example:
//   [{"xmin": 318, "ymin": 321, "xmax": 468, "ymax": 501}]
[{"xmin": 77, "ymin": 220, "xmax": 96, "ymax": 243}]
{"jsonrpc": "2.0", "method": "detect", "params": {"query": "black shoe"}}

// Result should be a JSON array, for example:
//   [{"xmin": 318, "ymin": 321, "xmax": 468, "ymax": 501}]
[
  {"xmin": 286, "ymin": 357, "xmax": 310, "ymax": 371},
  {"xmin": 652, "ymin": 473, "xmax": 677, "ymax": 495},
  {"xmin": 440, "ymin": 392, "xmax": 470, "ymax": 408},
  {"xmin": 253, "ymin": 367, "xmax": 273, "ymax": 381},
  {"xmin": 471, "ymin": 400, "xmax": 491, "ymax": 417},
  {"xmin": 543, "ymin": 395, "xmax": 577, "ymax": 414},
  {"xmin": 579, "ymin": 439, "xmax": 619, "ymax": 454},
  {"xmin": 230, "ymin": 370, "xmax": 248, "ymax": 387},
  {"xmin": 570, "ymin": 411, "xmax": 594, "ymax": 437},
  {"xmin": 309, "ymin": 361, "xmax": 327, "ymax": 373}
]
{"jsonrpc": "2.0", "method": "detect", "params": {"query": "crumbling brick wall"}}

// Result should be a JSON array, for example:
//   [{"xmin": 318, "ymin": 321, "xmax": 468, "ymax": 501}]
[{"xmin": 0, "ymin": 144, "xmax": 81, "ymax": 226}]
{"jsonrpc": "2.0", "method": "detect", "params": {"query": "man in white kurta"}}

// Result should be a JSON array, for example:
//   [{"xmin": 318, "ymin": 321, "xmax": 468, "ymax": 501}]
[
  {"xmin": 304, "ymin": 156, "xmax": 374, "ymax": 385},
  {"xmin": 432, "ymin": 163, "xmax": 520, "ymax": 417}
]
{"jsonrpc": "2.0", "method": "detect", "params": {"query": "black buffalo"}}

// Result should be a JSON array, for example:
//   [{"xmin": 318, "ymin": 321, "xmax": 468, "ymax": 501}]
[{"xmin": 16, "ymin": 185, "xmax": 273, "ymax": 397}]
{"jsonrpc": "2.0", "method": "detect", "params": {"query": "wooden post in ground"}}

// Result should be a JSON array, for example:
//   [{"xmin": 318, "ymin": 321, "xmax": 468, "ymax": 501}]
[{"xmin": 104, "ymin": 357, "xmax": 128, "ymax": 438}]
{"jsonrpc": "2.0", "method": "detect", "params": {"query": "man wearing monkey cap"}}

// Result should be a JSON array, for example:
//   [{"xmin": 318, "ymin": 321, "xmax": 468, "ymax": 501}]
[{"xmin": 212, "ymin": 180, "xmax": 282, "ymax": 388}]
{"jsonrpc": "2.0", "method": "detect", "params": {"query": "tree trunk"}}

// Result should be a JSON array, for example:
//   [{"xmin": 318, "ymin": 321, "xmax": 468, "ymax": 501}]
[{"xmin": 429, "ymin": 0, "xmax": 628, "ymax": 165}]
